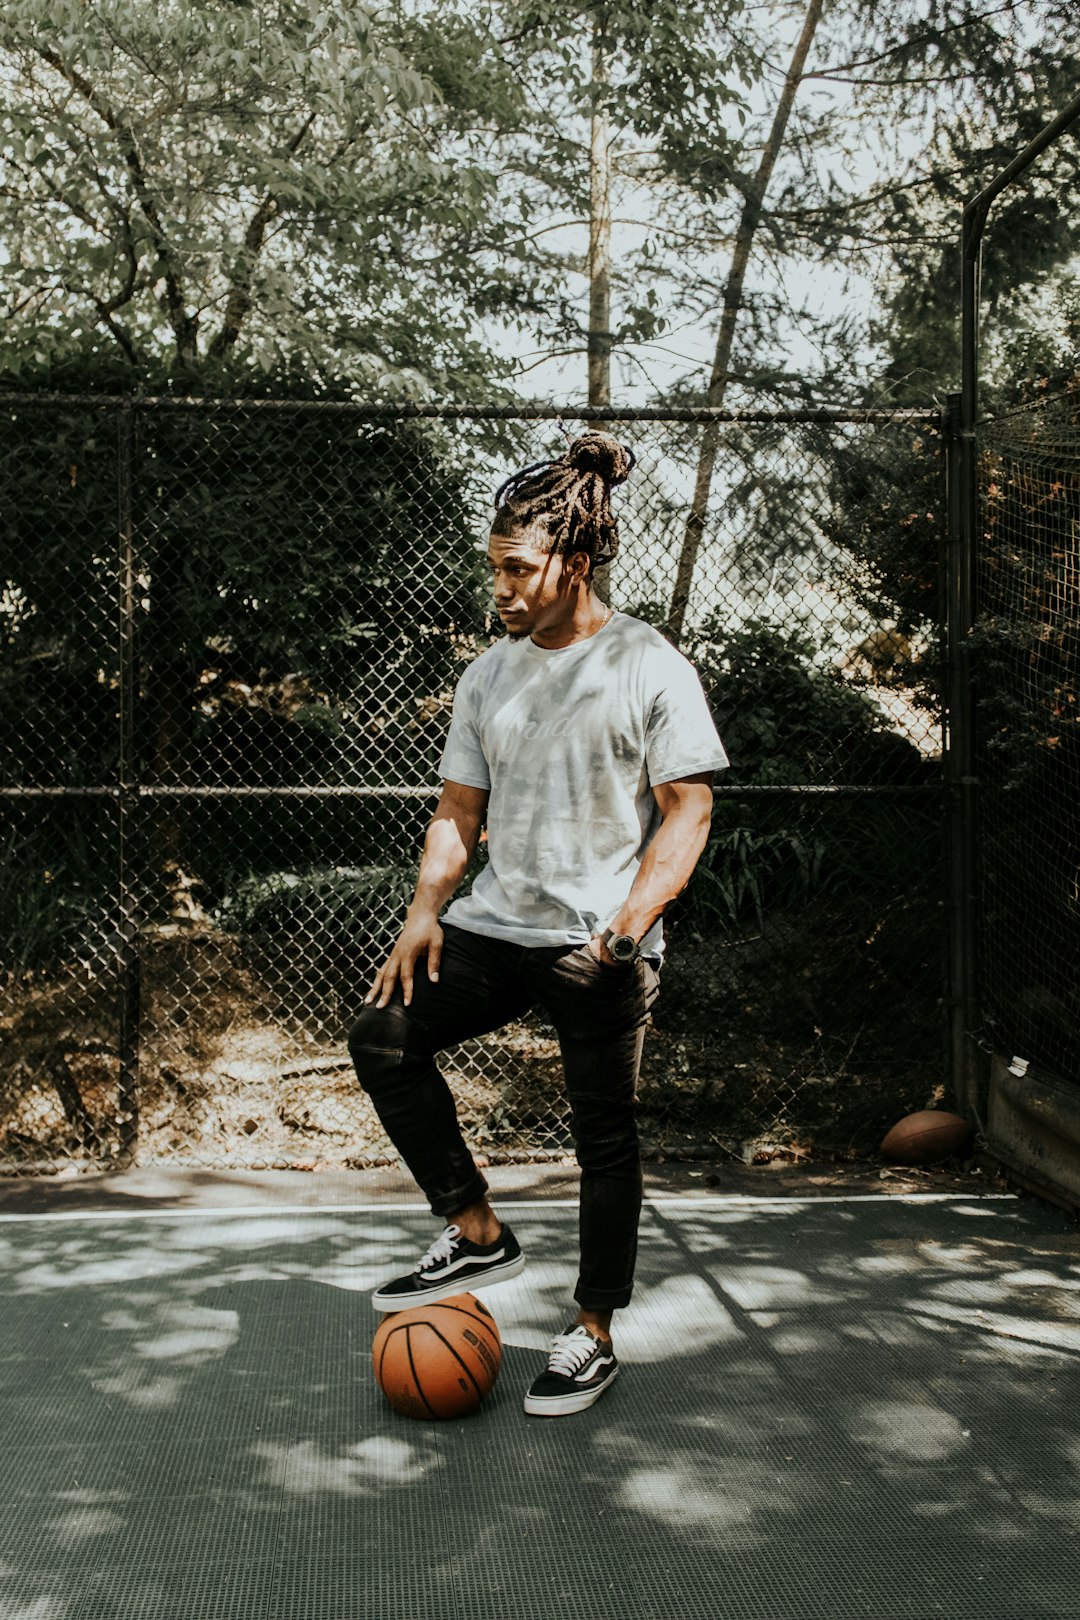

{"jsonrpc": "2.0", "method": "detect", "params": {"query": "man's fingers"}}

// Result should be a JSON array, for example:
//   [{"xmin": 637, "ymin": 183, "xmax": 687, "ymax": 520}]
[
  {"xmin": 375, "ymin": 959, "xmax": 399, "ymax": 1009},
  {"xmin": 365, "ymin": 936, "xmax": 436, "ymax": 1009}
]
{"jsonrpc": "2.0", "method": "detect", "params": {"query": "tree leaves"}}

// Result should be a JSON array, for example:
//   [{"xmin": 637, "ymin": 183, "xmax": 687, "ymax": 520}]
[
  {"xmin": 1, "ymin": 0, "xmax": 1076, "ymax": 404},
  {"xmin": 0, "ymin": 0, "xmax": 542, "ymax": 392}
]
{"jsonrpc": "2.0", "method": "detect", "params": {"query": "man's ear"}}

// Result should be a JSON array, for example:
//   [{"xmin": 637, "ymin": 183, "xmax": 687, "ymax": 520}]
[{"xmin": 564, "ymin": 549, "xmax": 591, "ymax": 584}]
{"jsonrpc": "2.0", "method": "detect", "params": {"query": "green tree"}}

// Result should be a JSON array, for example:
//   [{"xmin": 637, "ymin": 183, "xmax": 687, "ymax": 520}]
[
  {"xmin": 646, "ymin": 0, "xmax": 1080, "ymax": 637},
  {"xmin": 488, "ymin": 0, "xmax": 753, "ymax": 395},
  {"xmin": 814, "ymin": 1, "xmax": 1080, "ymax": 716},
  {"xmin": 0, "ymin": 0, "xmax": 543, "ymax": 393},
  {"xmin": 861, "ymin": 0, "xmax": 1080, "ymax": 405}
]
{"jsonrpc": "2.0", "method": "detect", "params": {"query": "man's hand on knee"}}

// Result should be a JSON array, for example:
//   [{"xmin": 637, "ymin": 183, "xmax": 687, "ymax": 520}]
[{"xmin": 365, "ymin": 914, "xmax": 444, "ymax": 1008}]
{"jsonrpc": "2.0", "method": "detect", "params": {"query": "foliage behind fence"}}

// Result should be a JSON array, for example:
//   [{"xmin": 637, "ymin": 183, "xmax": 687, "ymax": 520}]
[{"xmin": 0, "ymin": 397, "xmax": 947, "ymax": 1173}]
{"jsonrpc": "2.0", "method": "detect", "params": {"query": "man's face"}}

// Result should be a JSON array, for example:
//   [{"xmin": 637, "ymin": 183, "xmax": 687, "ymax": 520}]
[{"xmin": 486, "ymin": 529, "xmax": 588, "ymax": 641}]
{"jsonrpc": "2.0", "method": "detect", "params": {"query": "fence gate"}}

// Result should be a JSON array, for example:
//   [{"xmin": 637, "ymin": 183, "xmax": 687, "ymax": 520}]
[
  {"xmin": 956, "ymin": 90, "xmax": 1080, "ymax": 1212},
  {"xmin": 975, "ymin": 392, "xmax": 1080, "ymax": 1204},
  {"xmin": 0, "ymin": 398, "xmax": 947, "ymax": 1174}
]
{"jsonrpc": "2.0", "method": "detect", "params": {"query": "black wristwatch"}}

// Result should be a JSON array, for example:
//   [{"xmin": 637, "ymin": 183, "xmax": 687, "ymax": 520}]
[{"xmin": 601, "ymin": 927, "xmax": 641, "ymax": 963}]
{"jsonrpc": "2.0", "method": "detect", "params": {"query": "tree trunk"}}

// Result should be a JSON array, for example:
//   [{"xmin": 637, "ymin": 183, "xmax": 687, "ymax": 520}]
[
  {"xmin": 588, "ymin": 12, "xmax": 612, "ymax": 411},
  {"xmin": 663, "ymin": 0, "xmax": 826, "ymax": 646},
  {"xmin": 588, "ymin": 12, "xmax": 614, "ymax": 606},
  {"xmin": 208, "ymin": 113, "xmax": 316, "ymax": 358}
]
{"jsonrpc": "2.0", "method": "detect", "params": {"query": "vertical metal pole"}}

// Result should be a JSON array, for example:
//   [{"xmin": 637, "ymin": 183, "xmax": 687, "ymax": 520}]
[
  {"xmin": 944, "ymin": 390, "xmax": 980, "ymax": 1115},
  {"xmin": 117, "ymin": 398, "xmax": 140, "ymax": 1161},
  {"xmin": 955, "ymin": 199, "xmax": 986, "ymax": 1118}
]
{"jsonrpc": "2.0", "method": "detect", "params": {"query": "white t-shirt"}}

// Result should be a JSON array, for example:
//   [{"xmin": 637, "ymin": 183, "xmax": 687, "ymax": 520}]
[{"xmin": 438, "ymin": 611, "xmax": 729, "ymax": 959}]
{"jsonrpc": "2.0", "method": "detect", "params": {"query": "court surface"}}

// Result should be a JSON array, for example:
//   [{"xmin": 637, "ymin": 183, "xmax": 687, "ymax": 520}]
[{"xmin": 2, "ymin": 1170, "xmax": 1078, "ymax": 1619}]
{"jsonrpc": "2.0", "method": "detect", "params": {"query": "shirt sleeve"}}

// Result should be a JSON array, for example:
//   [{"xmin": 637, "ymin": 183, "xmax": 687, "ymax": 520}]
[
  {"xmin": 438, "ymin": 674, "xmax": 491, "ymax": 790},
  {"xmin": 644, "ymin": 652, "xmax": 730, "ymax": 786}
]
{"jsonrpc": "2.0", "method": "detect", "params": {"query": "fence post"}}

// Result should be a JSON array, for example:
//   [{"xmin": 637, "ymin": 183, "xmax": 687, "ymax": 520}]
[
  {"xmin": 943, "ymin": 391, "xmax": 981, "ymax": 1118},
  {"xmin": 117, "ymin": 397, "xmax": 140, "ymax": 1161}
]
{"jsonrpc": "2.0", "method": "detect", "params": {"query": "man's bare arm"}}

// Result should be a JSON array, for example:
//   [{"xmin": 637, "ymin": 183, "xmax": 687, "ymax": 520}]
[
  {"xmin": 597, "ymin": 772, "xmax": 715, "ymax": 956},
  {"xmin": 366, "ymin": 779, "xmax": 489, "ymax": 1008}
]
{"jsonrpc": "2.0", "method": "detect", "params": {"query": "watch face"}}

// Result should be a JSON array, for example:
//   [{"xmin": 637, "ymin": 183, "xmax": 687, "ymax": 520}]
[{"xmin": 610, "ymin": 934, "xmax": 638, "ymax": 961}]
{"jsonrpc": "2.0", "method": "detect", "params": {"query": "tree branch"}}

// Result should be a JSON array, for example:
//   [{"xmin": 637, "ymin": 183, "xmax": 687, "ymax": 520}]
[
  {"xmin": 4, "ymin": 153, "xmax": 106, "ymax": 234},
  {"xmin": 665, "ymin": 0, "xmax": 826, "ymax": 645},
  {"xmin": 208, "ymin": 111, "xmax": 318, "ymax": 357},
  {"xmin": 64, "ymin": 244, "xmax": 146, "ymax": 365},
  {"xmin": 809, "ymin": 0, "xmax": 1027, "ymax": 81},
  {"xmin": 95, "ymin": 306, "xmax": 142, "ymax": 364},
  {"xmin": 768, "ymin": 171, "xmax": 940, "ymax": 217},
  {"xmin": 34, "ymin": 44, "xmax": 198, "ymax": 362},
  {"xmin": 805, "ymin": 71, "xmax": 979, "ymax": 87},
  {"xmin": 511, "ymin": 345, "xmax": 585, "ymax": 376},
  {"xmin": 4, "ymin": 286, "xmax": 64, "ymax": 320}
]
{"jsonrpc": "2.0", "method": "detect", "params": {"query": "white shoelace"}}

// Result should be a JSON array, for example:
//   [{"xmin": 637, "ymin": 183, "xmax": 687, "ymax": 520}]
[
  {"xmin": 546, "ymin": 1327, "xmax": 599, "ymax": 1377},
  {"xmin": 416, "ymin": 1223, "xmax": 462, "ymax": 1273}
]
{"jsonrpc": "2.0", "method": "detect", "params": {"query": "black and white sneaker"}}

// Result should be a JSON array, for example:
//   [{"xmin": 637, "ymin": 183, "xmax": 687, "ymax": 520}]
[
  {"xmin": 371, "ymin": 1222, "xmax": 525, "ymax": 1313},
  {"xmin": 523, "ymin": 1324, "xmax": 619, "ymax": 1416}
]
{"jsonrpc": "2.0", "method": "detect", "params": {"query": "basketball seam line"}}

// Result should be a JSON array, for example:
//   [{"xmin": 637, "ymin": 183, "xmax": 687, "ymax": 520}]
[
  {"xmin": 404, "ymin": 1326, "xmax": 439, "ymax": 1419},
  {"xmin": 429, "ymin": 1327, "xmax": 485, "ymax": 1399},
  {"xmin": 420, "ymin": 1301, "xmax": 500, "ymax": 1346}
]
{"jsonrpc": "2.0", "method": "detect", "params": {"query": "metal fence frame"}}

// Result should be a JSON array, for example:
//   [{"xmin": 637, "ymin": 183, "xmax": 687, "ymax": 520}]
[
  {"xmin": 1, "ymin": 396, "xmax": 950, "ymax": 1170},
  {"xmin": 7, "ymin": 100, "xmax": 1080, "ymax": 1188}
]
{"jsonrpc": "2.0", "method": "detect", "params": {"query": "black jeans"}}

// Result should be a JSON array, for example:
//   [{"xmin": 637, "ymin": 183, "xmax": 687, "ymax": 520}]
[{"xmin": 347, "ymin": 923, "xmax": 661, "ymax": 1311}]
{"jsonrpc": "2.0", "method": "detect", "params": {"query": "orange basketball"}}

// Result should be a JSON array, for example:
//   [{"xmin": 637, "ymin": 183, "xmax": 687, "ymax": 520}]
[{"xmin": 372, "ymin": 1293, "xmax": 502, "ymax": 1419}]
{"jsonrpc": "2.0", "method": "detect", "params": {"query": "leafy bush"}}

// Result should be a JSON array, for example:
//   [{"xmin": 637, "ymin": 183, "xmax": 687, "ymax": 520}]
[
  {"xmin": 211, "ymin": 862, "xmax": 420, "ymax": 1024},
  {"xmin": 215, "ymin": 864, "xmax": 416, "ymax": 942},
  {"xmin": 0, "ymin": 813, "xmax": 112, "ymax": 977},
  {"xmin": 675, "ymin": 620, "xmax": 937, "ymax": 933},
  {"xmin": 688, "ymin": 619, "xmax": 929, "ymax": 788},
  {"xmin": 688, "ymin": 822, "xmax": 825, "ymax": 930}
]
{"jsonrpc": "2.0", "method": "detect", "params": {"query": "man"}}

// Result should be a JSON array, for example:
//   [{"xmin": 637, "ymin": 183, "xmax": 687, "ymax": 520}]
[{"xmin": 348, "ymin": 430, "xmax": 728, "ymax": 1416}]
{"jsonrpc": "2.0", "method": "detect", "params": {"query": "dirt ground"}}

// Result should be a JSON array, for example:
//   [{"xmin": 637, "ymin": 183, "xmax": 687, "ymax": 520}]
[{"xmin": 1, "ymin": 910, "xmax": 946, "ymax": 1176}]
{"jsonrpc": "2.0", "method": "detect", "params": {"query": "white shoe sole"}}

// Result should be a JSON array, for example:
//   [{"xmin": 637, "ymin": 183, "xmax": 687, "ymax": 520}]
[
  {"xmin": 371, "ymin": 1252, "xmax": 525, "ymax": 1313},
  {"xmin": 523, "ymin": 1366, "xmax": 619, "ymax": 1416}
]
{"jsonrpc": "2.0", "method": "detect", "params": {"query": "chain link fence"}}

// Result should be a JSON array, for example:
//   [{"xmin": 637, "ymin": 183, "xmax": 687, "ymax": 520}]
[
  {"xmin": 0, "ymin": 397, "xmax": 946, "ymax": 1174},
  {"xmin": 977, "ymin": 386, "xmax": 1080, "ymax": 1086}
]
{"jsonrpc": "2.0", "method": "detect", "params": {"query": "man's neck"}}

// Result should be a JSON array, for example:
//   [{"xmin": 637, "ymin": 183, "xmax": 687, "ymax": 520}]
[{"xmin": 528, "ymin": 596, "xmax": 613, "ymax": 650}]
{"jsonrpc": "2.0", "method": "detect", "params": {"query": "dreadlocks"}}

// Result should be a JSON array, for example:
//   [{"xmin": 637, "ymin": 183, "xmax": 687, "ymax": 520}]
[{"xmin": 492, "ymin": 430, "xmax": 635, "ymax": 575}]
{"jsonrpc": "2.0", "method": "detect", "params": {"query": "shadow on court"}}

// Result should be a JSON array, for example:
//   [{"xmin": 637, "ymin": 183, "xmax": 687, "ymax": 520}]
[{"xmin": 1, "ymin": 1192, "xmax": 1078, "ymax": 1618}]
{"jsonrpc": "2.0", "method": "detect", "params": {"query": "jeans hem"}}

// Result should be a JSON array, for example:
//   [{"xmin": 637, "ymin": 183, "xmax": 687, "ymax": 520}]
[
  {"xmin": 428, "ymin": 1169, "xmax": 490, "ymax": 1221},
  {"xmin": 574, "ymin": 1283, "xmax": 633, "ymax": 1311}
]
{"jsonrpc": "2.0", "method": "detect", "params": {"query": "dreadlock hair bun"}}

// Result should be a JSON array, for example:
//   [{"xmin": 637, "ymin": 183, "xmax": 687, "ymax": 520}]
[
  {"xmin": 567, "ymin": 431, "xmax": 634, "ymax": 487},
  {"xmin": 492, "ymin": 429, "xmax": 635, "ymax": 575}
]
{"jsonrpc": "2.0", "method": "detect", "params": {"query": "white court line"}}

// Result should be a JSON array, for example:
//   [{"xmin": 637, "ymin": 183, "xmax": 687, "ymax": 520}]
[{"xmin": 0, "ymin": 1193, "xmax": 1019, "ymax": 1223}]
